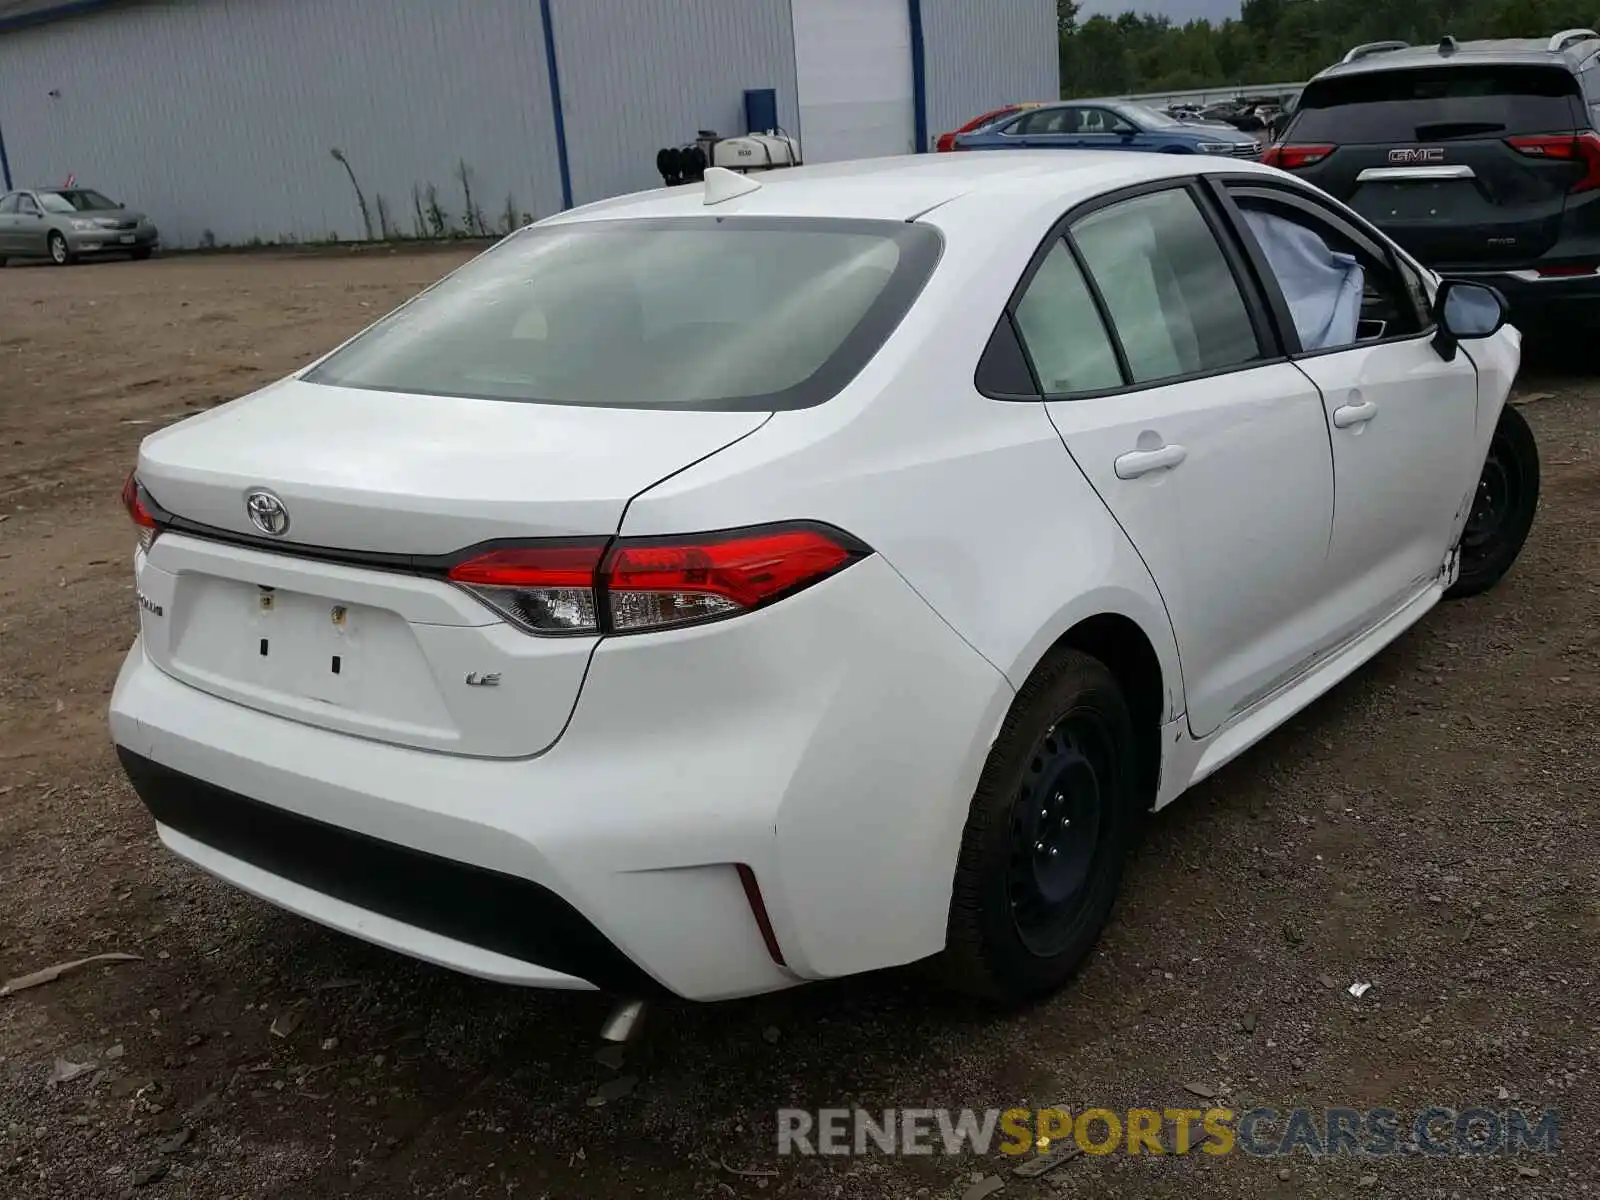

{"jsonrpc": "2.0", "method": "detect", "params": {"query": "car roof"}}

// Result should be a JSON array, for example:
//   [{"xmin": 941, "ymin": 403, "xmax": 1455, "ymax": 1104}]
[
  {"xmin": 541, "ymin": 152, "xmax": 1282, "ymax": 227},
  {"xmin": 1312, "ymin": 36, "xmax": 1600, "ymax": 80}
]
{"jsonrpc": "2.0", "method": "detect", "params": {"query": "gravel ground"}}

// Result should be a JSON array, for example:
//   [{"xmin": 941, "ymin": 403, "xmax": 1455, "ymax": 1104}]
[{"xmin": 0, "ymin": 251, "xmax": 1596, "ymax": 1200}]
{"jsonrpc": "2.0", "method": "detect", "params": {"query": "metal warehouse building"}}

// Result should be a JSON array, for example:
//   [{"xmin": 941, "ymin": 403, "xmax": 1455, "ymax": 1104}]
[{"xmin": 0, "ymin": 0, "xmax": 1058, "ymax": 247}]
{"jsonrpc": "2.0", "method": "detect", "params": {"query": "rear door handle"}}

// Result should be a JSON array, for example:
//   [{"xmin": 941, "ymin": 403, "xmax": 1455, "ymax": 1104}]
[
  {"xmin": 1114, "ymin": 444, "xmax": 1188, "ymax": 479},
  {"xmin": 1333, "ymin": 400, "xmax": 1378, "ymax": 428}
]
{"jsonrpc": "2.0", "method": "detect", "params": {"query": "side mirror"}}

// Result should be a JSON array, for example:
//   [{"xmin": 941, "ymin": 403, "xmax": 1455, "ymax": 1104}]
[{"xmin": 1431, "ymin": 279, "xmax": 1508, "ymax": 361}]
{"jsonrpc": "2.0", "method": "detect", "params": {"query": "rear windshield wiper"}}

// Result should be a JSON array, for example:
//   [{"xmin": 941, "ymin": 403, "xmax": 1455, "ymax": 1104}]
[{"xmin": 1413, "ymin": 121, "xmax": 1508, "ymax": 140}]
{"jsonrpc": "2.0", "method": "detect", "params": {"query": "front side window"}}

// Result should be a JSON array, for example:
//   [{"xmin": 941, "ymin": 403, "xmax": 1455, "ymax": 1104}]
[
  {"xmin": 1074, "ymin": 108, "xmax": 1133, "ymax": 134},
  {"xmin": 1014, "ymin": 108, "xmax": 1071, "ymax": 136},
  {"xmin": 1240, "ymin": 208, "xmax": 1365, "ymax": 351},
  {"xmin": 1070, "ymin": 189, "xmax": 1261, "ymax": 383},
  {"xmin": 1012, "ymin": 241, "xmax": 1123, "ymax": 394},
  {"xmin": 305, "ymin": 217, "xmax": 941, "ymax": 411},
  {"xmin": 1232, "ymin": 191, "xmax": 1426, "ymax": 347},
  {"xmin": 16, "ymin": 194, "xmax": 39, "ymax": 215}
]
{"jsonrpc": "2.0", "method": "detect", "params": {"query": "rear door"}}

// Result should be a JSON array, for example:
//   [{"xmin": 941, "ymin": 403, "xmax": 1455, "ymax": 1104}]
[
  {"xmin": 1068, "ymin": 107, "xmax": 1137, "ymax": 152},
  {"xmin": 1020, "ymin": 182, "xmax": 1338, "ymax": 738},
  {"xmin": 15, "ymin": 193, "xmax": 47, "ymax": 255},
  {"xmin": 1280, "ymin": 64, "xmax": 1586, "ymax": 266}
]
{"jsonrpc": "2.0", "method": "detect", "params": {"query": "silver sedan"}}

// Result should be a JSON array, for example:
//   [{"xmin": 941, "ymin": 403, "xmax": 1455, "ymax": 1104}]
[{"xmin": 0, "ymin": 187, "xmax": 160, "ymax": 265}]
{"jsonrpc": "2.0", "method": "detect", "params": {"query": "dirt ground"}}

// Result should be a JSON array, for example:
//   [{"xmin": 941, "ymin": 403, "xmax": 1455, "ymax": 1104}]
[{"xmin": 0, "ymin": 250, "xmax": 1596, "ymax": 1200}]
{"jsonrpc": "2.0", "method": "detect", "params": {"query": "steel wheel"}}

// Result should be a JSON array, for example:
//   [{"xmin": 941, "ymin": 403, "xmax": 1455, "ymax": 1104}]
[
  {"xmin": 940, "ymin": 648, "xmax": 1140, "ymax": 1004},
  {"xmin": 48, "ymin": 232, "xmax": 70, "ymax": 266},
  {"xmin": 1447, "ymin": 403, "xmax": 1540, "ymax": 600},
  {"xmin": 1007, "ymin": 714, "xmax": 1113, "ymax": 957}
]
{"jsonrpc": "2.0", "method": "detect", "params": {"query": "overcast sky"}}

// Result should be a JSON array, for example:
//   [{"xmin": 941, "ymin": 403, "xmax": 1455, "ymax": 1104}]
[{"xmin": 1079, "ymin": 0, "xmax": 1242, "ymax": 22}]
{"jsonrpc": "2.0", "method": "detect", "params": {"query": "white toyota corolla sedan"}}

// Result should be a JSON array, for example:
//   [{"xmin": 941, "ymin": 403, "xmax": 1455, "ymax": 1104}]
[{"xmin": 111, "ymin": 152, "xmax": 1537, "ymax": 1006}]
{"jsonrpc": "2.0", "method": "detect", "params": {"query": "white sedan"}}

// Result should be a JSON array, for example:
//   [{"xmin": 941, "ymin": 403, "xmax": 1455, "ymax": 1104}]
[{"xmin": 110, "ymin": 153, "xmax": 1537, "ymax": 1006}]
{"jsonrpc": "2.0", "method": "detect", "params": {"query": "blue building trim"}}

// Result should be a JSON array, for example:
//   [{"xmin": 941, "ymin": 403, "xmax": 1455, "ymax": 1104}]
[
  {"xmin": 907, "ymin": 0, "xmax": 928, "ymax": 153},
  {"xmin": 538, "ymin": 0, "xmax": 574, "ymax": 210},
  {"xmin": 0, "ymin": 116, "xmax": 12, "ymax": 189}
]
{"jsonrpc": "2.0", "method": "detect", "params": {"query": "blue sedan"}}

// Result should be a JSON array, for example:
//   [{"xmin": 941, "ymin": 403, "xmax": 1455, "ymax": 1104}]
[{"xmin": 953, "ymin": 100, "xmax": 1262, "ymax": 158}]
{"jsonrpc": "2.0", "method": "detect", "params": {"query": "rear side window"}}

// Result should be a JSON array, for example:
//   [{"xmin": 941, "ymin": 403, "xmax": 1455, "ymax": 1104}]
[
  {"xmin": 1013, "ymin": 242, "xmax": 1123, "ymax": 393},
  {"xmin": 305, "ymin": 217, "xmax": 942, "ymax": 411},
  {"xmin": 1071, "ymin": 189, "xmax": 1261, "ymax": 384},
  {"xmin": 1292, "ymin": 65, "xmax": 1582, "ymax": 142}
]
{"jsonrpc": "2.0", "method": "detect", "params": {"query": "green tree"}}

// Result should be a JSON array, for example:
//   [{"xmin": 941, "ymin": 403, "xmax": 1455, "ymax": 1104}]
[{"xmin": 1055, "ymin": 0, "xmax": 1595, "ymax": 99}]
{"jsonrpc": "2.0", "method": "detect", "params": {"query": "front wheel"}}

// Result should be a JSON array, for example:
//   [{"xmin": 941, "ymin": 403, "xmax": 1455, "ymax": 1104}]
[
  {"xmin": 1446, "ymin": 403, "xmax": 1540, "ymax": 600},
  {"xmin": 48, "ymin": 231, "xmax": 73, "ymax": 266},
  {"xmin": 939, "ymin": 648, "xmax": 1140, "ymax": 1004}
]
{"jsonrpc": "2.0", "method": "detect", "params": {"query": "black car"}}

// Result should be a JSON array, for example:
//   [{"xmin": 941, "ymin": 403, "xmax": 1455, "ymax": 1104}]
[{"xmin": 1264, "ymin": 30, "xmax": 1600, "ymax": 329}]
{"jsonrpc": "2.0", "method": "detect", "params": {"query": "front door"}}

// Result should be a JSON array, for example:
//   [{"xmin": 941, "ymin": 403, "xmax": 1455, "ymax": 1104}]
[
  {"xmin": 14, "ymin": 193, "xmax": 46, "ymax": 256},
  {"xmin": 0, "ymin": 193, "xmax": 19, "ymax": 253},
  {"xmin": 1223, "ymin": 181, "xmax": 1481, "ymax": 635},
  {"xmin": 1068, "ymin": 106, "xmax": 1139, "ymax": 152},
  {"xmin": 1013, "ymin": 183, "xmax": 1338, "ymax": 737}
]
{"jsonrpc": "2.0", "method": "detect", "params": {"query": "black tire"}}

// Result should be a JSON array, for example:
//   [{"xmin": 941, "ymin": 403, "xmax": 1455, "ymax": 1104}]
[
  {"xmin": 131, "ymin": 247, "xmax": 153, "ymax": 261},
  {"xmin": 1445, "ymin": 403, "xmax": 1539, "ymax": 600},
  {"xmin": 939, "ymin": 648, "xmax": 1140, "ymax": 1004},
  {"xmin": 48, "ymin": 231, "xmax": 73, "ymax": 266}
]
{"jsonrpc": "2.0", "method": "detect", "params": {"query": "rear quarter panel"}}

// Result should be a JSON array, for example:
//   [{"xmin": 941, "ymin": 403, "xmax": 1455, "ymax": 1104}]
[{"xmin": 619, "ymin": 192, "xmax": 1186, "ymax": 718}]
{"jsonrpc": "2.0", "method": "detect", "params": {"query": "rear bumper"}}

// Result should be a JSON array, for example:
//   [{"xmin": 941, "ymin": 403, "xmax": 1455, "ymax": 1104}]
[
  {"xmin": 117, "ymin": 747, "xmax": 643, "ymax": 992},
  {"xmin": 109, "ymin": 553, "xmax": 1012, "ymax": 1000}
]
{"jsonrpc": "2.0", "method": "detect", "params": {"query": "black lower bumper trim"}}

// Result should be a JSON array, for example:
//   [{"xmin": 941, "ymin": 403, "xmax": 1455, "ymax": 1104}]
[{"xmin": 116, "ymin": 748, "xmax": 663, "ymax": 996}]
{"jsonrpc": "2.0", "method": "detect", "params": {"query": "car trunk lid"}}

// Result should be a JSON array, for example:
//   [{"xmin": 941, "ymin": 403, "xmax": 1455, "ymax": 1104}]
[{"xmin": 133, "ymin": 378, "xmax": 768, "ymax": 757}]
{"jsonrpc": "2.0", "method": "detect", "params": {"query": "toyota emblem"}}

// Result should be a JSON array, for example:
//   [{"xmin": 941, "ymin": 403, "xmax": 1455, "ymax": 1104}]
[{"xmin": 245, "ymin": 489, "xmax": 290, "ymax": 537}]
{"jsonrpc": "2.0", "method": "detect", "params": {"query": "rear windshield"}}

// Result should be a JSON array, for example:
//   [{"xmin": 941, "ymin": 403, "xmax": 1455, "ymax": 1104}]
[
  {"xmin": 304, "ymin": 217, "xmax": 942, "ymax": 411},
  {"xmin": 1292, "ymin": 65, "xmax": 1581, "ymax": 142}
]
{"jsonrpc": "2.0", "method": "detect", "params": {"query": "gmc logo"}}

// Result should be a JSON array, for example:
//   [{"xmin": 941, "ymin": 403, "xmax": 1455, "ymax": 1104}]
[{"xmin": 1388, "ymin": 147, "xmax": 1445, "ymax": 164}]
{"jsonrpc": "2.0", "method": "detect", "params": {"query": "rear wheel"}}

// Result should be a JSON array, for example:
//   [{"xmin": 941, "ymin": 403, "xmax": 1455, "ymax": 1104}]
[
  {"xmin": 939, "ymin": 648, "xmax": 1139, "ymax": 1004},
  {"xmin": 1445, "ymin": 403, "xmax": 1539, "ymax": 600},
  {"xmin": 48, "ymin": 231, "xmax": 72, "ymax": 266}
]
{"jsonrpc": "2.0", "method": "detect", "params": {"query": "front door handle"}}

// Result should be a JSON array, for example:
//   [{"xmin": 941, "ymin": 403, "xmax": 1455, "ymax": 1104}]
[
  {"xmin": 1115, "ymin": 443, "xmax": 1188, "ymax": 479},
  {"xmin": 1333, "ymin": 400, "xmax": 1378, "ymax": 428}
]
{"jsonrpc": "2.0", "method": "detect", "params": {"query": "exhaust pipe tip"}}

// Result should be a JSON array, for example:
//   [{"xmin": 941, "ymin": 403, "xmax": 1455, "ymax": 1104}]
[{"xmin": 599, "ymin": 998, "xmax": 647, "ymax": 1044}]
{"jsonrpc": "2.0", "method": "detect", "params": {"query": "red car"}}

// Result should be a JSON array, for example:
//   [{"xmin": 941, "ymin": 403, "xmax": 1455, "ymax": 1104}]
[{"xmin": 933, "ymin": 102, "xmax": 1047, "ymax": 152}]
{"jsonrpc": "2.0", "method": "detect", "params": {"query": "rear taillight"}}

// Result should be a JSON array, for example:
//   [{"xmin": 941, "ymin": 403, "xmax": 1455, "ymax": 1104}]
[
  {"xmin": 1534, "ymin": 263, "xmax": 1598, "ymax": 277},
  {"xmin": 1260, "ymin": 143, "xmax": 1334, "ymax": 169},
  {"xmin": 446, "ymin": 523, "xmax": 868, "ymax": 636},
  {"xmin": 121, "ymin": 472, "xmax": 160, "ymax": 553},
  {"xmin": 1507, "ymin": 132, "xmax": 1600, "ymax": 193},
  {"xmin": 446, "ymin": 542, "xmax": 607, "ymax": 634}
]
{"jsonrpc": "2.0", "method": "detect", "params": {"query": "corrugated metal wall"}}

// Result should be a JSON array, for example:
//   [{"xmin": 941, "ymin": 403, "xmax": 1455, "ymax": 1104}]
[
  {"xmin": 920, "ymin": 0, "xmax": 1059, "ymax": 147},
  {"xmin": 0, "ymin": 0, "xmax": 565, "ymax": 247},
  {"xmin": 549, "ymin": 0, "xmax": 798, "ymax": 206},
  {"xmin": 0, "ymin": 0, "xmax": 1061, "ymax": 242}
]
